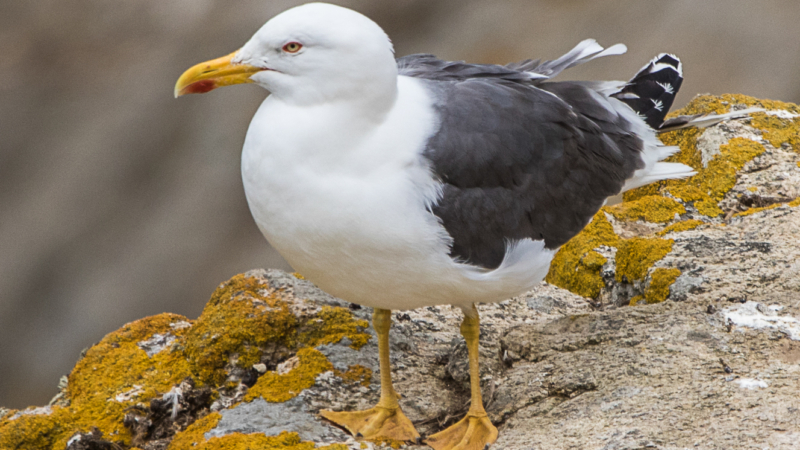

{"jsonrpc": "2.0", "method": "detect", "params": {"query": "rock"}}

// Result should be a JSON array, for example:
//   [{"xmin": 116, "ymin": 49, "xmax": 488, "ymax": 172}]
[
  {"xmin": 547, "ymin": 94, "xmax": 800, "ymax": 310},
  {"xmin": 1, "ymin": 95, "xmax": 799, "ymax": 449}
]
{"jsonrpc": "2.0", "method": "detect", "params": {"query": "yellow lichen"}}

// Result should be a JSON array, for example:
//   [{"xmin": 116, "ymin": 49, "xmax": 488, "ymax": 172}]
[
  {"xmin": 171, "ymin": 423, "xmax": 343, "ymax": 450},
  {"xmin": 0, "ymin": 272, "xmax": 381, "ymax": 449},
  {"xmin": 186, "ymin": 276, "xmax": 370, "ymax": 387},
  {"xmin": 697, "ymin": 138, "xmax": 765, "ymax": 201},
  {"xmin": 292, "ymin": 272, "xmax": 306, "ymax": 280},
  {"xmin": 669, "ymin": 94, "xmax": 800, "ymax": 153},
  {"xmin": 167, "ymin": 403, "xmax": 347, "ymax": 450},
  {"xmin": 657, "ymin": 219, "xmax": 704, "ymax": 236},
  {"xmin": 629, "ymin": 295, "xmax": 645, "ymax": 307},
  {"xmin": 735, "ymin": 203, "xmax": 782, "ymax": 217},
  {"xmin": 750, "ymin": 113, "xmax": 800, "ymax": 152},
  {"xmin": 615, "ymin": 237, "xmax": 674, "ymax": 283},
  {"xmin": 336, "ymin": 365, "xmax": 373, "ymax": 387},
  {"xmin": 299, "ymin": 306, "xmax": 370, "ymax": 350},
  {"xmin": 623, "ymin": 95, "xmax": 770, "ymax": 214},
  {"xmin": 606, "ymin": 195, "xmax": 685, "ymax": 223},
  {"xmin": 167, "ymin": 412, "xmax": 222, "ymax": 450},
  {"xmin": 747, "ymin": 187, "xmax": 758, "ymax": 193},
  {"xmin": 644, "ymin": 268, "xmax": 682, "ymax": 304},
  {"xmin": 0, "ymin": 407, "xmax": 75, "ymax": 450},
  {"xmin": 244, "ymin": 348, "xmax": 333, "ymax": 403},
  {"xmin": 736, "ymin": 197, "xmax": 800, "ymax": 217},
  {"xmin": 623, "ymin": 125, "xmax": 703, "ymax": 202},
  {"xmin": 68, "ymin": 313, "xmax": 195, "ymax": 446},
  {"xmin": 370, "ymin": 437, "xmax": 405, "ymax": 449},
  {"xmin": 546, "ymin": 211, "xmax": 618, "ymax": 298},
  {"xmin": 185, "ymin": 274, "xmax": 299, "ymax": 385},
  {"xmin": 0, "ymin": 313, "xmax": 197, "ymax": 448}
]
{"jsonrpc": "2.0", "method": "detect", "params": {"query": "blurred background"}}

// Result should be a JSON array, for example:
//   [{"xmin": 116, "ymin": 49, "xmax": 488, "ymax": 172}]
[{"xmin": 1, "ymin": 0, "xmax": 799, "ymax": 409}]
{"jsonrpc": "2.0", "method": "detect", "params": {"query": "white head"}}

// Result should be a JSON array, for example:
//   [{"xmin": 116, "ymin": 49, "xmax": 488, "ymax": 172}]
[{"xmin": 176, "ymin": 3, "xmax": 398, "ymax": 108}]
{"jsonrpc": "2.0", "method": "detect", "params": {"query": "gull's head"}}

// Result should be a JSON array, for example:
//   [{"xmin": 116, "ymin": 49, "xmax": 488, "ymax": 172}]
[{"xmin": 175, "ymin": 3, "xmax": 397, "ymax": 105}]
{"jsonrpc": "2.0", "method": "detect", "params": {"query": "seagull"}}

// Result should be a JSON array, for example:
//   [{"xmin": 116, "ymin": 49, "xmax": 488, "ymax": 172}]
[{"xmin": 175, "ymin": 3, "xmax": 697, "ymax": 449}]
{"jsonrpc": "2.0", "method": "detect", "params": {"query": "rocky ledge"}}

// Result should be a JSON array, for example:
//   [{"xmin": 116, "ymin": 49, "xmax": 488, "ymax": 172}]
[{"xmin": 2, "ymin": 94, "xmax": 799, "ymax": 450}]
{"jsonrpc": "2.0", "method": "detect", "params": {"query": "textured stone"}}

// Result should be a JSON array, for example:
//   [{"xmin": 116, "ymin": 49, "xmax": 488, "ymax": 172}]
[{"xmin": 205, "ymin": 397, "xmax": 348, "ymax": 444}]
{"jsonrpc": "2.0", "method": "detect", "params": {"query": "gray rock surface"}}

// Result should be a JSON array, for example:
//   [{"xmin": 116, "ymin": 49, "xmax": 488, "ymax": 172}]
[
  {"xmin": 197, "ymin": 264, "xmax": 800, "ymax": 450},
  {"xmin": 206, "ymin": 397, "xmax": 349, "ymax": 444}
]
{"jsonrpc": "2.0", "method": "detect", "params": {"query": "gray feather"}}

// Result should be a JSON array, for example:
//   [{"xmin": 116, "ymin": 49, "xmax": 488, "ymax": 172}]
[{"xmin": 401, "ymin": 55, "xmax": 646, "ymax": 269}]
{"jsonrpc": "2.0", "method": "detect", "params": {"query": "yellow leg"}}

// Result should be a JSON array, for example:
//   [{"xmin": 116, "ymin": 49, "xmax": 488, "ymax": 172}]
[
  {"xmin": 426, "ymin": 305, "xmax": 498, "ymax": 450},
  {"xmin": 320, "ymin": 309, "xmax": 420, "ymax": 442}
]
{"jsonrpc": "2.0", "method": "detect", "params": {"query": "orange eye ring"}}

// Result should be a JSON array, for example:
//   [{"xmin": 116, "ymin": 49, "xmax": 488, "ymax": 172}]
[{"xmin": 282, "ymin": 42, "xmax": 303, "ymax": 53}]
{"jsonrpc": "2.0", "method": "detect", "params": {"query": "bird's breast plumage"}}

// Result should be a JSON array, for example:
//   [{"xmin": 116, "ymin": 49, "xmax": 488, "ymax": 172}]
[{"xmin": 240, "ymin": 77, "xmax": 456, "ymax": 308}]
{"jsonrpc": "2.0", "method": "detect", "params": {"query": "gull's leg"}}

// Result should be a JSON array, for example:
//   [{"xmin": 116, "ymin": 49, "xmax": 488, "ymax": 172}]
[
  {"xmin": 426, "ymin": 304, "xmax": 498, "ymax": 450},
  {"xmin": 320, "ymin": 308, "xmax": 420, "ymax": 442}
]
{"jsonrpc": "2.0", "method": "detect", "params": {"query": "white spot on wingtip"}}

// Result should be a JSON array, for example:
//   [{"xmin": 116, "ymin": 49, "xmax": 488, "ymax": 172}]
[
  {"xmin": 651, "ymin": 99, "xmax": 664, "ymax": 111},
  {"xmin": 656, "ymin": 81, "xmax": 674, "ymax": 94}
]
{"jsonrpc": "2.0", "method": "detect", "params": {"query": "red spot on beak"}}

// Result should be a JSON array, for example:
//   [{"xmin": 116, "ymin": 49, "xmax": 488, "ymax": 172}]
[{"xmin": 184, "ymin": 79, "xmax": 217, "ymax": 95}]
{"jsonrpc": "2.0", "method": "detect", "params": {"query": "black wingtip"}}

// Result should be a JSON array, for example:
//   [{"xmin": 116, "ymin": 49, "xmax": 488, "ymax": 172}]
[{"xmin": 611, "ymin": 53, "xmax": 683, "ymax": 129}]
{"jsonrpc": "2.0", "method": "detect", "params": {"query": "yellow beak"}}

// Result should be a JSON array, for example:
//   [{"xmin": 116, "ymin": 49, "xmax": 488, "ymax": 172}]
[{"xmin": 174, "ymin": 51, "xmax": 263, "ymax": 98}]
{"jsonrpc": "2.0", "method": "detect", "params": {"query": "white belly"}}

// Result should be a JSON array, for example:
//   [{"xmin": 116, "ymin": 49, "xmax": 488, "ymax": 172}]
[{"xmin": 241, "ymin": 77, "xmax": 555, "ymax": 310}]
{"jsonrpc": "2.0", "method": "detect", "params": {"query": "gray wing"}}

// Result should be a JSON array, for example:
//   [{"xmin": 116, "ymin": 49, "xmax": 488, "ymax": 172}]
[{"xmin": 399, "ymin": 55, "xmax": 645, "ymax": 269}]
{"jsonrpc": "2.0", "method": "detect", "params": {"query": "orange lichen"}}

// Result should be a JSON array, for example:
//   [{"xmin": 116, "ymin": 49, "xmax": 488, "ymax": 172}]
[
  {"xmin": 244, "ymin": 348, "xmax": 333, "ymax": 403},
  {"xmin": 606, "ymin": 195, "xmax": 685, "ymax": 223},
  {"xmin": 615, "ymin": 238, "xmax": 674, "ymax": 283},
  {"xmin": 546, "ymin": 211, "xmax": 618, "ymax": 298},
  {"xmin": 657, "ymin": 219, "xmax": 704, "ymax": 236},
  {"xmin": 644, "ymin": 268, "xmax": 682, "ymax": 304}
]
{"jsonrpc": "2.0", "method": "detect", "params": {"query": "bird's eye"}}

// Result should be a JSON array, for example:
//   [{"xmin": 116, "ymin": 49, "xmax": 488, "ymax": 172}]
[{"xmin": 282, "ymin": 42, "xmax": 303, "ymax": 53}]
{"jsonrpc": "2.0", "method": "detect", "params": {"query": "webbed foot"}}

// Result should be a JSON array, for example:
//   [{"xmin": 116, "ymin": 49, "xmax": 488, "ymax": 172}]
[
  {"xmin": 425, "ymin": 412, "xmax": 498, "ymax": 450},
  {"xmin": 320, "ymin": 405, "xmax": 420, "ymax": 442}
]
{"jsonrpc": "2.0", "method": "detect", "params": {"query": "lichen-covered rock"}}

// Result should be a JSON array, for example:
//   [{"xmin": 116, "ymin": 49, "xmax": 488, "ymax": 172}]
[
  {"xmin": 547, "ymin": 94, "xmax": 800, "ymax": 308},
  {"xmin": 0, "ymin": 270, "xmax": 369, "ymax": 450},
  {"xmin": 2, "ymin": 95, "xmax": 799, "ymax": 449}
]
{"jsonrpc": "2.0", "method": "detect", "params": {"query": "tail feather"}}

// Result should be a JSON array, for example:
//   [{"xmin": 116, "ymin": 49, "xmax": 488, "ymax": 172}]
[
  {"xmin": 622, "ymin": 161, "xmax": 696, "ymax": 192},
  {"xmin": 612, "ymin": 53, "xmax": 683, "ymax": 129},
  {"xmin": 511, "ymin": 39, "xmax": 628, "ymax": 79}
]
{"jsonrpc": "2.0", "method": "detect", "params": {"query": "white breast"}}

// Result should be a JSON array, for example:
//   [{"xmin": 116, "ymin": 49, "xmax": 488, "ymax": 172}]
[{"xmin": 241, "ymin": 76, "xmax": 555, "ymax": 310}]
